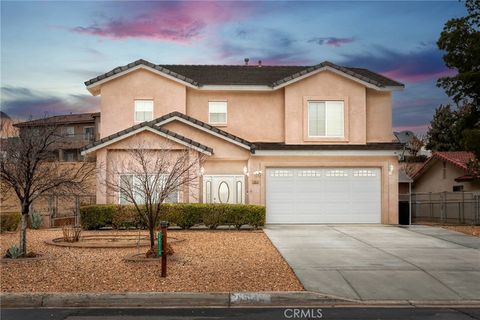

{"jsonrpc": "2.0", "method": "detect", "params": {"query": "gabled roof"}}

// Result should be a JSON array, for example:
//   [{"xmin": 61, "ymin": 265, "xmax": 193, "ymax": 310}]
[
  {"xmin": 81, "ymin": 121, "xmax": 213, "ymax": 156},
  {"xmin": 151, "ymin": 111, "xmax": 253, "ymax": 150},
  {"xmin": 14, "ymin": 112, "xmax": 99, "ymax": 127},
  {"xmin": 85, "ymin": 59, "xmax": 404, "ymax": 94},
  {"xmin": 412, "ymin": 151, "xmax": 475, "ymax": 180}
]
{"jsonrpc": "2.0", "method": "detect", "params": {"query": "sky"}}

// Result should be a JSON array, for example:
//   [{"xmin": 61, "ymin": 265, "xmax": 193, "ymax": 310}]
[{"xmin": 0, "ymin": 0, "xmax": 467, "ymax": 134}]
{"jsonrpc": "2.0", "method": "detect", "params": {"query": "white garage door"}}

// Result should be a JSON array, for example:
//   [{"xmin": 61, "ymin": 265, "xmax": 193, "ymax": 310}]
[{"xmin": 266, "ymin": 168, "xmax": 381, "ymax": 224}]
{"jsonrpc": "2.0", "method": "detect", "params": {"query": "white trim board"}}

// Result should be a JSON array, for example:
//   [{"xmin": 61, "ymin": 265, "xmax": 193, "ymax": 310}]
[
  {"xmin": 253, "ymin": 150, "xmax": 401, "ymax": 157},
  {"xmin": 81, "ymin": 126, "xmax": 212, "ymax": 156},
  {"xmin": 155, "ymin": 116, "xmax": 252, "ymax": 150}
]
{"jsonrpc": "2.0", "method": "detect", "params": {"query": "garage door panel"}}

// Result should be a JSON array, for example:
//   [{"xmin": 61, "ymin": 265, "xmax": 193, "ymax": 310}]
[{"xmin": 266, "ymin": 167, "xmax": 381, "ymax": 224}]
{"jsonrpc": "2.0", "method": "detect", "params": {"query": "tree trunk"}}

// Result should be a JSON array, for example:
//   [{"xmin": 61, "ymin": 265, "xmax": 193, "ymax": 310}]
[
  {"xmin": 19, "ymin": 207, "xmax": 29, "ymax": 255},
  {"xmin": 148, "ymin": 224, "xmax": 155, "ymax": 252}
]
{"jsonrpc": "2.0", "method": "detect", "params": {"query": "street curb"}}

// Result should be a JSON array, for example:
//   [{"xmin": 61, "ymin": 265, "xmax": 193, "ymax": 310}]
[
  {"xmin": 0, "ymin": 292, "xmax": 353, "ymax": 308},
  {"xmin": 1, "ymin": 292, "xmax": 479, "ymax": 308}
]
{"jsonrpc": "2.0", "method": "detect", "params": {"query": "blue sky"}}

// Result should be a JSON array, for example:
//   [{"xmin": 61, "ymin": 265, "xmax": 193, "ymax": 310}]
[{"xmin": 0, "ymin": 1, "xmax": 467, "ymax": 133}]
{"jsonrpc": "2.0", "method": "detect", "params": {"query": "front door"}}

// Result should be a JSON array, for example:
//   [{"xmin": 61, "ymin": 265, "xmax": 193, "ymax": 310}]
[{"xmin": 203, "ymin": 175, "xmax": 245, "ymax": 204}]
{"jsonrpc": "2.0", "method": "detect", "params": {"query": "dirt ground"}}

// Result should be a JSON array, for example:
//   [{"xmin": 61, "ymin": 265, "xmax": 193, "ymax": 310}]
[
  {"xmin": 441, "ymin": 225, "xmax": 480, "ymax": 237},
  {"xmin": 0, "ymin": 229, "xmax": 303, "ymax": 293}
]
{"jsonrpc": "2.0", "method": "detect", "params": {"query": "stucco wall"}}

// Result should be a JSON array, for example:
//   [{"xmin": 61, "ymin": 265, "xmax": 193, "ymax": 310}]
[
  {"xmin": 284, "ymin": 70, "xmax": 367, "ymax": 144},
  {"xmin": 366, "ymin": 89, "xmax": 394, "ymax": 142},
  {"xmin": 97, "ymin": 68, "xmax": 394, "ymax": 145},
  {"xmin": 413, "ymin": 160, "xmax": 480, "ymax": 193},
  {"xmin": 186, "ymin": 89, "xmax": 285, "ymax": 142},
  {"xmin": 99, "ymin": 69, "xmax": 186, "ymax": 138}
]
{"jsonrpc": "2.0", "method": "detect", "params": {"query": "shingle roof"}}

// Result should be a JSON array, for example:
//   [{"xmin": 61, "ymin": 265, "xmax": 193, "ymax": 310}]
[
  {"xmin": 14, "ymin": 112, "xmax": 99, "ymax": 127},
  {"xmin": 152, "ymin": 111, "xmax": 253, "ymax": 149},
  {"xmin": 251, "ymin": 142, "xmax": 404, "ymax": 151},
  {"xmin": 412, "ymin": 151, "xmax": 476, "ymax": 180},
  {"xmin": 85, "ymin": 59, "xmax": 404, "ymax": 89},
  {"xmin": 82, "ymin": 121, "xmax": 213, "ymax": 155}
]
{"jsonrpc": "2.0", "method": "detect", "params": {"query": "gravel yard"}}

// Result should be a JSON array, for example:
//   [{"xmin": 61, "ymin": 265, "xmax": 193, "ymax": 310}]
[
  {"xmin": 0, "ymin": 229, "xmax": 302, "ymax": 293},
  {"xmin": 441, "ymin": 225, "xmax": 480, "ymax": 237}
]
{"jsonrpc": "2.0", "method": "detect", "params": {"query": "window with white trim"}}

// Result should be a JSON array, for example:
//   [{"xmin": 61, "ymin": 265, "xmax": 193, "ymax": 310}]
[
  {"xmin": 308, "ymin": 101, "xmax": 344, "ymax": 137},
  {"xmin": 119, "ymin": 174, "xmax": 179, "ymax": 204},
  {"xmin": 208, "ymin": 101, "xmax": 227, "ymax": 125},
  {"xmin": 134, "ymin": 100, "xmax": 154, "ymax": 123},
  {"xmin": 64, "ymin": 126, "xmax": 75, "ymax": 136}
]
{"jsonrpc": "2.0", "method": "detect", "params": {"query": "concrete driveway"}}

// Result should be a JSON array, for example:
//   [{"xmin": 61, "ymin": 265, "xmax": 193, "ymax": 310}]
[{"xmin": 265, "ymin": 225, "xmax": 480, "ymax": 301}]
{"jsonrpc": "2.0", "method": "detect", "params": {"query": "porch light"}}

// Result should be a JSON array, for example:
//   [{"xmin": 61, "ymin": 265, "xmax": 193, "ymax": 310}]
[
  {"xmin": 388, "ymin": 164, "xmax": 394, "ymax": 176},
  {"xmin": 243, "ymin": 166, "xmax": 249, "ymax": 176},
  {"xmin": 199, "ymin": 167, "xmax": 205, "ymax": 176}
]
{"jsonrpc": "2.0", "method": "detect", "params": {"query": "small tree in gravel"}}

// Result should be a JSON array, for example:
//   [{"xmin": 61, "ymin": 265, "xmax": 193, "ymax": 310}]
[
  {"xmin": 0, "ymin": 124, "xmax": 94, "ymax": 255},
  {"xmin": 102, "ymin": 140, "xmax": 204, "ymax": 253}
]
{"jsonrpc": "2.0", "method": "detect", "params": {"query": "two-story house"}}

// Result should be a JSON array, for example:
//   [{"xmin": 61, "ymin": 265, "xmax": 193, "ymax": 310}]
[
  {"xmin": 15, "ymin": 112, "xmax": 100, "ymax": 161},
  {"xmin": 82, "ymin": 59, "xmax": 404, "ymax": 224}
]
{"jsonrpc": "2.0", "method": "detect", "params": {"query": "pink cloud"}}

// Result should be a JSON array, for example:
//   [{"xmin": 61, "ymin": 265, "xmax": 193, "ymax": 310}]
[
  {"xmin": 71, "ymin": 2, "xmax": 249, "ymax": 42},
  {"xmin": 382, "ymin": 68, "xmax": 456, "ymax": 83}
]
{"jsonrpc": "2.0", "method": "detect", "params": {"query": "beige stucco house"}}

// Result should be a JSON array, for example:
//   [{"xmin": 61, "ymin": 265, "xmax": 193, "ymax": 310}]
[
  {"xmin": 412, "ymin": 151, "xmax": 480, "ymax": 193},
  {"xmin": 82, "ymin": 59, "xmax": 404, "ymax": 224}
]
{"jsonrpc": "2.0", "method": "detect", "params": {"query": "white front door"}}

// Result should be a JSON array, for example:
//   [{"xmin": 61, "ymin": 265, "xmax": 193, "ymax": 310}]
[
  {"xmin": 203, "ymin": 175, "xmax": 245, "ymax": 204},
  {"xmin": 266, "ymin": 168, "xmax": 381, "ymax": 224}
]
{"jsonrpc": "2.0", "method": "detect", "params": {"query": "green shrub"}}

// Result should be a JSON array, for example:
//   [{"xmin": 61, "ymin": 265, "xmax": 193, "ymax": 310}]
[
  {"xmin": 202, "ymin": 204, "xmax": 228, "ymax": 229},
  {"xmin": 80, "ymin": 205, "xmax": 116, "ymax": 230},
  {"xmin": 80, "ymin": 203, "xmax": 266, "ymax": 230},
  {"xmin": 29, "ymin": 211, "xmax": 43, "ymax": 229},
  {"xmin": 225, "ymin": 204, "xmax": 247, "ymax": 229},
  {"xmin": 1, "ymin": 213, "xmax": 21, "ymax": 233},
  {"xmin": 112, "ymin": 205, "xmax": 145, "ymax": 229},
  {"xmin": 164, "ymin": 204, "xmax": 202, "ymax": 229},
  {"xmin": 244, "ymin": 205, "xmax": 266, "ymax": 229}
]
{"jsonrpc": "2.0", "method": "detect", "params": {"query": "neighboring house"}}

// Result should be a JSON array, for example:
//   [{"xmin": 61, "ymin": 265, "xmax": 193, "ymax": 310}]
[
  {"xmin": 394, "ymin": 130, "xmax": 431, "ymax": 158},
  {"xmin": 14, "ymin": 112, "xmax": 100, "ymax": 161},
  {"xmin": 412, "ymin": 151, "xmax": 480, "ymax": 193},
  {"xmin": 81, "ymin": 59, "xmax": 404, "ymax": 224}
]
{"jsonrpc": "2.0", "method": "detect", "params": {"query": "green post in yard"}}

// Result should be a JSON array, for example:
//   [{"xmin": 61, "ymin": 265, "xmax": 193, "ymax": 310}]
[{"xmin": 157, "ymin": 232, "xmax": 162, "ymax": 257}]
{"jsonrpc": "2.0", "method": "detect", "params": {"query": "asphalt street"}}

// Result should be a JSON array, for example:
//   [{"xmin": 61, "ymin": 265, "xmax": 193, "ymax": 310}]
[{"xmin": 2, "ymin": 307, "xmax": 480, "ymax": 320}]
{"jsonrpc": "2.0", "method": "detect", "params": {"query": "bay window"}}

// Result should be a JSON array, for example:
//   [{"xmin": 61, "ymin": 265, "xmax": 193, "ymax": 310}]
[{"xmin": 119, "ymin": 174, "xmax": 179, "ymax": 204}]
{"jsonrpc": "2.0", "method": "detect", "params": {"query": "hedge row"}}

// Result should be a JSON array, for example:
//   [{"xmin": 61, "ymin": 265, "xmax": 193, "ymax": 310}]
[
  {"xmin": 1, "ymin": 213, "xmax": 21, "ymax": 233},
  {"xmin": 80, "ymin": 203, "xmax": 266, "ymax": 230}
]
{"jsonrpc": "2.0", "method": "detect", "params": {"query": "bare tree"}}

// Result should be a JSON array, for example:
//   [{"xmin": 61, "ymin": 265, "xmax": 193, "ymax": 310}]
[
  {"xmin": 0, "ymin": 124, "xmax": 94, "ymax": 255},
  {"xmin": 102, "ymin": 140, "xmax": 204, "ymax": 253},
  {"xmin": 407, "ymin": 134, "xmax": 426, "ymax": 157}
]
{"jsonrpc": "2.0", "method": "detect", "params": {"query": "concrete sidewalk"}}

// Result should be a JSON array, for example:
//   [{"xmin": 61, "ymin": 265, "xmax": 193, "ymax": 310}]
[
  {"xmin": 265, "ymin": 225, "xmax": 480, "ymax": 301},
  {"xmin": 2, "ymin": 292, "xmax": 480, "ymax": 309}
]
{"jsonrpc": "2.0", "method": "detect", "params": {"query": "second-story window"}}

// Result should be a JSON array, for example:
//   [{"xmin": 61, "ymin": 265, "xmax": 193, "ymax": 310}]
[
  {"xmin": 208, "ymin": 101, "xmax": 227, "ymax": 125},
  {"xmin": 308, "ymin": 101, "xmax": 344, "ymax": 137},
  {"xmin": 64, "ymin": 126, "xmax": 75, "ymax": 137},
  {"xmin": 134, "ymin": 100, "xmax": 154, "ymax": 123}
]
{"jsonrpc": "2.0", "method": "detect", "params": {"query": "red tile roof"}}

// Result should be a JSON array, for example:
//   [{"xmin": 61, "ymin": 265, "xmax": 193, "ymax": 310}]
[
  {"xmin": 432, "ymin": 152, "xmax": 475, "ymax": 170},
  {"xmin": 412, "ymin": 151, "xmax": 476, "ymax": 180}
]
